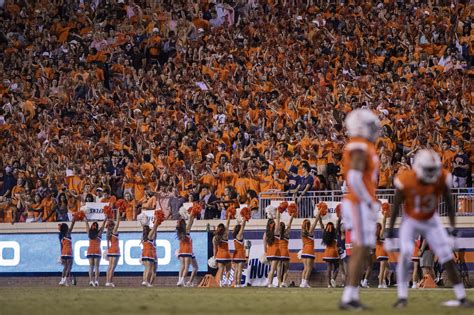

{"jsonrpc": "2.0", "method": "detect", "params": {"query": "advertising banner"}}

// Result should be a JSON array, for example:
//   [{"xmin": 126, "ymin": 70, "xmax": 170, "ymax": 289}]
[{"xmin": 0, "ymin": 232, "xmax": 208, "ymax": 274}]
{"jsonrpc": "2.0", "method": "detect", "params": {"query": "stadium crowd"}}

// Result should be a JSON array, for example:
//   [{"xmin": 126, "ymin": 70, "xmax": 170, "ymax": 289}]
[{"xmin": 0, "ymin": 0, "xmax": 472, "ymax": 223}]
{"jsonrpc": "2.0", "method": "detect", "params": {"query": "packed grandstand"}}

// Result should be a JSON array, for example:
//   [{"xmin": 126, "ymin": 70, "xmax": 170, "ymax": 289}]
[{"xmin": 0, "ymin": 0, "xmax": 472, "ymax": 223}]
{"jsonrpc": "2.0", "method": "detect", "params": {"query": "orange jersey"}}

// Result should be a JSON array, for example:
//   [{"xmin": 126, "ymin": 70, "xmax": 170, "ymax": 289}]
[
  {"xmin": 322, "ymin": 240, "xmax": 338, "ymax": 260},
  {"xmin": 107, "ymin": 233, "xmax": 120, "ymax": 256},
  {"xmin": 342, "ymin": 137, "xmax": 379, "ymax": 203},
  {"xmin": 87, "ymin": 237, "xmax": 102, "ymax": 256},
  {"xmin": 232, "ymin": 238, "xmax": 247, "ymax": 262},
  {"xmin": 266, "ymin": 236, "xmax": 281, "ymax": 259},
  {"xmin": 216, "ymin": 239, "xmax": 231, "ymax": 261},
  {"xmin": 142, "ymin": 239, "xmax": 156, "ymax": 261},
  {"xmin": 279, "ymin": 237, "xmax": 290, "ymax": 259},
  {"xmin": 178, "ymin": 234, "xmax": 193, "ymax": 256},
  {"xmin": 394, "ymin": 169, "xmax": 449, "ymax": 221},
  {"xmin": 302, "ymin": 234, "xmax": 315, "ymax": 257},
  {"xmin": 61, "ymin": 237, "xmax": 73, "ymax": 257}
]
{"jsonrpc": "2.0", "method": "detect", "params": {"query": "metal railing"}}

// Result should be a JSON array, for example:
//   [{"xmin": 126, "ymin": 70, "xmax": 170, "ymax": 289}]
[{"xmin": 258, "ymin": 188, "xmax": 474, "ymax": 219}]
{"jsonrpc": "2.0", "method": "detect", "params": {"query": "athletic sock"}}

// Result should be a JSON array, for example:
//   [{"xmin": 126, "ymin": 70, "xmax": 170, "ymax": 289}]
[
  {"xmin": 352, "ymin": 286, "xmax": 360, "ymax": 300},
  {"xmin": 397, "ymin": 255, "xmax": 410, "ymax": 299},
  {"xmin": 453, "ymin": 283, "xmax": 466, "ymax": 300},
  {"xmin": 342, "ymin": 286, "xmax": 355, "ymax": 303}
]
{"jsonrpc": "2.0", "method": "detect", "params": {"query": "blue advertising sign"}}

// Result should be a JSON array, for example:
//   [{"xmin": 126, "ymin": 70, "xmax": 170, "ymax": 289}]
[{"xmin": 0, "ymin": 232, "xmax": 208, "ymax": 274}]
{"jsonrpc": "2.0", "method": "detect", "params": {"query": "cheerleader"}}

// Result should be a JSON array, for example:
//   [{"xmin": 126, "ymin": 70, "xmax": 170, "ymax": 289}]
[
  {"xmin": 263, "ymin": 210, "xmax": 280, "ymax": 288},
  {"xmin": 320, "ymin": 219, "xmax": 339, "ymax": 288},
  {"xmin": 232, "ymin": 219, "xmax": 247, "ymax": 288},
  {"xmin": 141, "ymin": 217, "xmax": 161, "ymax": 287},
  {"xmin": 58, "ymin": 218, "xmax": 76, "ymax": 286},
  {"xmin": 277, "ymin": 214, "xmax": 293, "ymax": 288},
  {"xmin": 85, "ymin": 217, "xmax": 106, "ymax": 287},
  {"xmin": 411, "ymin": 236, "xmax": 421, "ymax": 288},
  {"xmin": 176, "ymin": 213, "xmax": 198, "ymax": 287},
  {"xmin": 105, "ymin": 209, "xmax": 121, "ymax": 287},
  {"xmin": 213, "ymin": 217, "xmax": 232, "ymax": 287},
  {"xmin": 300, "ymin": 213, "xmax": 320, "ymax": 288},
  {"xmin": 376, "ymin": 217, "xmax": 389, "ymax": 288}
]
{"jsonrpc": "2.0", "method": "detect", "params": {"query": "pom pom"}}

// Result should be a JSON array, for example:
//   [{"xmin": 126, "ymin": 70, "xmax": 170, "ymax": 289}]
[
  {"xmin": 103, "ymin": 205, "xmax": 113, "ymax": 219},
  {"xmin": 208, "ymin": 256, "xmax": 217, "ymax": 269},
  {"xmin": 154, "ymin": 210, "xmax": 165, "ymax": 224},
  {"xmin": 259, "ymin": 254, "xmax": 268, "ymax": 265},
  {"xmin": 102, "ymin": 250, "xmax": 109, "ymax": 261},
  {"xmin": 240, "ymin": 207, "xmax": 251, "ymax": 222},
  {"xmin": 288, "ymin": 203, "xmax": 298, "ymax": 218},
  {"xmin": 114, "ymin": 199, "xmax": 127, "ymax": 213},
  {"xmin": 265, "ymin": 205, "xmax": 277, "ymax": 219},
  {"xmin": 73, "ymin": 211, "xmax": 85, "ymax": 221},
  {"xmin": 335, "ymin": 204, "xmax": 342, "ymax": 218},
  {"xmin": 137, "ymin": 213, "xmax": 150, "ymax": 227},
  {"xmin": 297, "ymin": 250, "xmax": 302, "ymax": 260},
  {"xmin": 277, "ymin": 201, "xmax": 289, "ymax": 213},
  {"xmin": 227, "ymin": 206, "xmax": 236, "ymax": 219},
  {"xmin": 317, "ymin": 202, "xmax": 328, "ymax": 217},
  {"xmin": 381, "ymin": 202, "xmax": 391, "ymax": 218},
  {"xmin": 190, "ymin": 203, "xmax": 202, "ymax": 217}
]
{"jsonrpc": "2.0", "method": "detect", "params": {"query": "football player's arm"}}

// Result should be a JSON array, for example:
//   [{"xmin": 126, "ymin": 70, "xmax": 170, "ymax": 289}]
[
  {"xmin": 346, "ymin": 149, "xmax": 373, "ymax": 204},
  {"xmin": 387, "ymin": 188, "xmax": 404, "ymax": 238}
]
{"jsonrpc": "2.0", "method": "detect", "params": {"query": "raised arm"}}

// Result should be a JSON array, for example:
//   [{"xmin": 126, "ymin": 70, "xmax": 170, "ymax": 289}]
[
  {"xmin": 224, "ymin": 217, "xmax": 231, "ymax": 240},
  {"xmin": 99, "ymin": 217, "xmax": 107, "ymax": 235},
  {"xmin": 84, "ymin": 217, "xmax": 90, "ymax": 234},
  {"xmin": 148, "ymin": 218, "xmax": 160, "ymax": 240},
  {"xmin": 237, "ymin": 221, "xmax": 246, "ymax": 240},
  {"xmin": 186, "ymin": 214, "xmax": 195, "ymax": 234},
  {"xmin": 113, "ymin": 208, "xmax": 121, "ymax": 234},
  {"xmin": 309, "ymin": 213, "xmax": 320, "ymax": 235},
  {"xmin": 275, "ymin": 210, "xmax": 281, "ymax": 235},
  {"xmin": 68, "ymin": 218, "xmax": 76, "ymax": 237}
]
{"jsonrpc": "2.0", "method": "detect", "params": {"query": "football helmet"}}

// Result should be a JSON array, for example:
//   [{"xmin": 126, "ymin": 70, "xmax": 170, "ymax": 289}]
[
  {"xmin": 345, "ymin": 109, "xmax": 381, "ymax": 142},
  {"xmin": 413, "ymin": 149, "xmax": 442, "ymax": 184}
]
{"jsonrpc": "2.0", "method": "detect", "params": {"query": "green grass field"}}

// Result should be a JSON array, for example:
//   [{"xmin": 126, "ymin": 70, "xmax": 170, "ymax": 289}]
[{"xmin": 0, "ymin": 287, "xmax": 473, "ymax": 315}]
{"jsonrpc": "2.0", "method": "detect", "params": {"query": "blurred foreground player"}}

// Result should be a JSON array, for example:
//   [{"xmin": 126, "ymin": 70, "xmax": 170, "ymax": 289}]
[
  {"xmin": 386, "ymin": 150, "xmax": 473, "ymax": 308},
  {"xmin": 339, "ymin": 109, "xmax": 381, "ymax": 310}
]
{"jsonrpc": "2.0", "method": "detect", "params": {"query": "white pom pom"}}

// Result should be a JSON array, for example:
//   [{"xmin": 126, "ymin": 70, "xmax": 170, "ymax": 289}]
[
  {"xmin": 265, "ymin": 205, "xmax": 276, "ymax": 219},
  {"xmin": 297, "ymin": 250, "xmax": 302, "ymax": 260},
  {"xmin": 175, "ymin": 249, "xmax": 180, "ymax": 258},
  {"xmin": 102, "ymin": 250, "xmax": 109, "ymax": 261},
  {"xmin": 57, "ymin": 257, "xmax": 63, "ymax": 265},
  {"xmin": 208, "ymin": 256, "xmax": 217, "ymax": 269},
  {"xmin": 137, "ymin": 213, "xmax": 150, "ymax": 227},
  {"xmin": 179, "ymin": 206, "xmax": 190, "ymax": 220},
  {"xmin": 259, "ymin": 254, "xmax": 268, "ymax": 264}
]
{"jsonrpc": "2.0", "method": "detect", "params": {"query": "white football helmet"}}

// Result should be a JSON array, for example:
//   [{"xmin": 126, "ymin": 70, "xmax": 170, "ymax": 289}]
[
  {"xmin": 345, "ymin": 109, "xmax": 381, "ymax": 142},
  {"xmin": 413, "ymin": 149, "xmax": 442, "ymax": 184}
]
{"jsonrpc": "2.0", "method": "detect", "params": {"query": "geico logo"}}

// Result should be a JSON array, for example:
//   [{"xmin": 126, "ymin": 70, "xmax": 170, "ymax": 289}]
[
  {"xmin": 0, "ymin": 241, "xmax": 20, "ymax": 267},
  {"xmin": 74, "ymin": 239, "xmax": 171, "ymax": 266}
]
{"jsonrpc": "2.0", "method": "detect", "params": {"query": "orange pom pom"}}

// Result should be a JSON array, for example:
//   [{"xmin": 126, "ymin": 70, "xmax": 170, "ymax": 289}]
[
  {"xmin": 317, "ymin": 202, "xmax": 328, "ymax": 216},
  {"xmin": 73, "ymin": 211, "xmax": 85, "ymax": 221},
  {"xmin": 103, "ymin": 205, "xmax": 113, "ymax": 219},
  {"xmin": 190, "ymin": 203, "xmax": 202, "ymax": 217},
  {"xmin": 277, "ymin": 201, "xmax": 289, "ymax": 213},
  {"xmin": 288, "ymin": 203, "xmax": 298, "ymax": 218},
  {"xmin": 240, "ymin": 207, "xmax": 251, "ymax": 222},
  {"xmin": 227, "ymin": 206, "xmax": 236, "ymax": 219},
  {"xmin": 114, "ymin": 199, "xmax": 127, "ymax": 213},
  {"xmin": 381, "ymin": 202, "xmax": 391, "ymax": 218},
  {"xmin": 335, "ymin": 204, "xmax": 342, "ymax": 218},
  {"xmin": 154, "ymin": 210, "xmax": 165, "ymax": 224}
]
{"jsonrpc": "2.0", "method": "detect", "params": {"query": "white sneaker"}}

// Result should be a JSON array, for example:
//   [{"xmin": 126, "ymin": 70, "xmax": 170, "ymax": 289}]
[
  {"xmin": 185, "ymin": 281, "xmax": 195, "ymax": 288},
  {"xmin": 146, "ymin": 283, "xmax": 153, "ymax": 288},
  {"xmin": 141, "ymin": 281, "xmax": 148, "ymax": 286},
  {"xmin": 330, "ymin": 279, "xmax": 337, "ymax": 288},
  {"xmin": 299, "ymin": 283, "xmax": 311, "ymax": 288},
  {"xmin": 89, "ymin": 281, "xmax": 95, "ymax": 287},
  {"xmin": 411, "ymin": 284, "xmax": 417, "ymax": 289},
  {"xmin": 360, "ymin": 279, "xmax": 369, "ymax": 288},
  {"xmin": 94, "ymin": 281, "xmax": 99, "ymax": 287},
  {"xmin": 177, "ymin": 279, "xmax": 184, "ymax": 287},
  {"xmin": 267, "ymin": 284, "xmax": 277, "ymax": 288},
  {"xmin": 105, "ymin": 282, "xmax": 111, "ymax": 287},
  {"xmin": 110, "ymin": 283, "xmax": 115, "ymax": 288},
  {"xmin": 59, "ymin": 278, "xmax": 65, "ymax": 286},
  {"xmin": 279, "ymin": 282, "xmax": 288, "ymax": 288}
]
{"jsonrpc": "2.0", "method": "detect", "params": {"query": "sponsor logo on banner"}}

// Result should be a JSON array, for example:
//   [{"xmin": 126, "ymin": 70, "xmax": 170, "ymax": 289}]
[
  {"xmin": 0, "ymin": 232, "xmax": 208, "ymax": 273},
  {"xmin": 241, "ymin": 242, "xmax": 278, "ymax": 287}
]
